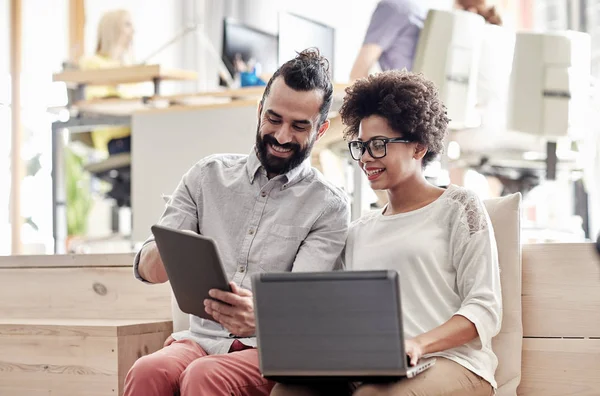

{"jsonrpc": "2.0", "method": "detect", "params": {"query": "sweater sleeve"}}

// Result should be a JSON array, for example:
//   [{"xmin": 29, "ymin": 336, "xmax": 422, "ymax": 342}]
[{"xmin": 451, "ymin": 191, "xmax": 503, "ymax": 351}]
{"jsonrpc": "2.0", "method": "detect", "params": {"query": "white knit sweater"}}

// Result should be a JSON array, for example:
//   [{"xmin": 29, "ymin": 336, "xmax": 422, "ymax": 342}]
[{"xmin": 343, "ymin": 185, "xmax": 502, "ymax": 388}]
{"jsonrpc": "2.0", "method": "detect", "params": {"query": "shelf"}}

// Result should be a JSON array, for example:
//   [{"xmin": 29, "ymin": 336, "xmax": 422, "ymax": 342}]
[
  {"xmin": 53, "ymin": 64, "xmax": 198, "ymax": 86},
  {"xmin": 84, "ymin": 153, "xmax": 131, "ymax": 175}
]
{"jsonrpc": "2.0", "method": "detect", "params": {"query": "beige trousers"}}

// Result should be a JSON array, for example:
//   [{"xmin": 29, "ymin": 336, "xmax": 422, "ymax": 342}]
[{"xmin": 270, "ymin": 358, "xmax": 493, "ymax": 396}]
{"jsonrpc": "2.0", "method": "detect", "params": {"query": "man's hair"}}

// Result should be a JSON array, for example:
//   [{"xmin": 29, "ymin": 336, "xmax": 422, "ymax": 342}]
[
  {"xmin": 339, "ymin": 70, "xmax": 449, "ymax": 167},
  {"xmin": 260, "ymin": 48, "xmax": 333, "ymax": 126}
]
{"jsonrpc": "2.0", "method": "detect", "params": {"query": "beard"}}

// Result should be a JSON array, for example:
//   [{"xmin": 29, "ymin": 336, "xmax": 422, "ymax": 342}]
[{"xmin": 255, "ymin": 126, "xmax": 315, "ymax": 176}]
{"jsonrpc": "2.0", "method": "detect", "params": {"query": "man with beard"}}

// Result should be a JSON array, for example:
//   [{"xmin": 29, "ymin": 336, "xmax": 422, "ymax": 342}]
[{"xmin": 123, "ymin": 49, "xmax": 350, "ymax": 396}]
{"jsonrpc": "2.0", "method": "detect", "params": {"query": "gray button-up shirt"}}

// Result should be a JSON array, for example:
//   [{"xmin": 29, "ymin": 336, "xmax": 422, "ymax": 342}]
[{"xmin": 134, "ymin": 148, "xmax": 350, "ymax": 354}]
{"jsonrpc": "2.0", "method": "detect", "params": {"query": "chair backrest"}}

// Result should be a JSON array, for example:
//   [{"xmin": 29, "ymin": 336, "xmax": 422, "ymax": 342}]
[{"xmin": 484, "ymin": 193, "xmax": 523, "ymax": 396}]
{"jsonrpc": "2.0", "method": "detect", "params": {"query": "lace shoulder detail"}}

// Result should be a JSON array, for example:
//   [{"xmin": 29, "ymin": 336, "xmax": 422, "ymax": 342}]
[
  {"xmin": 350, "ymin": 209, "xmax": 380, "ymax": 228},
  {"xmin": 445, "ymin": 187, "xmax": 489, "ymax": 236}
]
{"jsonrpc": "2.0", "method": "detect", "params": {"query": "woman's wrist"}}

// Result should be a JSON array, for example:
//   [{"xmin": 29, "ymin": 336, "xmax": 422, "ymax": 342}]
[{"xmin": 412, "ymin": 334, "xmax": 432, "ymax": 356}]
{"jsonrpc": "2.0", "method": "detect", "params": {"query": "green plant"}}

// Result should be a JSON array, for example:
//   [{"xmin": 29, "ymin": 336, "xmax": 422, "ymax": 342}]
[{"xmin": 65, "ymin": 146, "xmax": 92, "ymax": 236}]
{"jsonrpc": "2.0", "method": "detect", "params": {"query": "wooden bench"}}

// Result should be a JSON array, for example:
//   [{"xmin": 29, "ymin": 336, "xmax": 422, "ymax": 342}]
[
  {"xmin": 0, "ymin": 253, "xmax": 173, "ymax": 395},
  {"xmin": 519, "ymin": 243, "xmax": 600, "ymax": 396},
  {"xmin": 1, "ymin": 243, "xmax": 599, "ymax": 395}
]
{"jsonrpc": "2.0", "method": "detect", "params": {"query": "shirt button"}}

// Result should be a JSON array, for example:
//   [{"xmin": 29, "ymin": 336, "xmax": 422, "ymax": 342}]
[
  {"xmin": 248, "ymin": 229, "xmax": 255, "ymax": 235},
  {"xmin": 238, "ymin": 265, "xmax": 246, "ymax": 273},
  {"xmin": 283, "ymin": 184, "xmax": 288, "ymax": 189},
  {"xmin": 261, "ymin": 191, "xmax": 267, "ymax": 197}
]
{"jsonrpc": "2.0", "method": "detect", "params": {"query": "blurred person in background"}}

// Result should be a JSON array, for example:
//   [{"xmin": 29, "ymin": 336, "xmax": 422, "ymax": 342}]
[
  {"xmin": 350, "ymin": 0, "xmax": 502, "ymax": 81},
  {"xmin": 78, "ymin": 9, "xmax": 139, "ymax": 154}
]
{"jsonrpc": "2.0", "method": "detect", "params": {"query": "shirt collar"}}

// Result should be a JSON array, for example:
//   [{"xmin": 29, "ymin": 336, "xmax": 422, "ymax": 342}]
[
  {"xmin": 246, "ymin": 146, "xmax": 311, "ymax": 187},
  {"xmin": 246, "ymin": 148, "xmax": 263, "ymax": 184}
]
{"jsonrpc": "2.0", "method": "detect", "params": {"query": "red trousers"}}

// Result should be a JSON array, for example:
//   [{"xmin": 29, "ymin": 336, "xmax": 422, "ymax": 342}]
[{"xmin": 123, "ymin": 338, "xmax": 274, "ymax": 396}]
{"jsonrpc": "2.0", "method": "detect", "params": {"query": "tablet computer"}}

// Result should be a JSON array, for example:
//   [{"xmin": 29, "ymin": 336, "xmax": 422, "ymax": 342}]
[{"xmin": 151, "ymin": 224, "xmax": 231, "ymax": 321}]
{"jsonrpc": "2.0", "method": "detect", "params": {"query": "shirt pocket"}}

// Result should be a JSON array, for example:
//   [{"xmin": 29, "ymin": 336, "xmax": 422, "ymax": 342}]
[{"xmin": 259, "ymin": 224, "xmax": 310, "ymax": 271}]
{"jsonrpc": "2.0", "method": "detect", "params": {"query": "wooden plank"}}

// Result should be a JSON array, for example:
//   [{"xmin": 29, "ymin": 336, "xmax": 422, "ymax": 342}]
[
  {"xmin": 73, "ymin": 86, "xmax": 265, "ymax": 108},
  {"xmin": 53, "ymin": 64, "xmax": 197, "ymax": 85},
  {"xmin": 0, "ymin": 319, "xmax": 172, "ymax": 338},
  {"xmin": 9, "ymin": 0, "xmax": 23, "ymax": 254},
  {"xmin": 0, "ymin": 320, "xmax": 170, "ymax": 396},
  {"xmin": 74, "ymin": 97, "xmax": 342, "ymax": 119},
  {"xmin": 0, "ymin": 333, "xmax": 118, "ymax": 395},
  {"xmin": 0, "ymin": 372, "xmax": 117, "ymax": 396},
  {"xmin": 0, "ymin": 267, "xmax": 171, "ymax": 320},
  {"xmin": 73, "ymin": 82, "xmax": 350, "ymax": 110},
  {"xmin": 116, "ymin": 320, "xmax": 172, "ymax": 337},
  {"xmin": 132, "ymin": 98, "xmax": 260, "ymax": 115},
  {"xmin": 117, "ymin": 331, "xmax": 172, "ymax": 395},
  {"xmin": 518, "ymin": 338, "xmax": 600, "ymax": 396},
  {"xmin": 0, "ymin": 253, "xmax": 135, "ymax": 269},
  {"xmin": 68, "ymin": 0, "xmax": 85, "ymax": 63},
  {"xmin": 522, "ymin": 243, "xmax": 600, "ymax": 337}
]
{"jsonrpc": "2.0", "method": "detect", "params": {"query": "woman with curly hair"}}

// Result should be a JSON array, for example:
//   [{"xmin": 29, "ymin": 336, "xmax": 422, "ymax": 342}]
[{"xmin": 271, "ymin": 71, "xmax": 501, "ymax": 396}]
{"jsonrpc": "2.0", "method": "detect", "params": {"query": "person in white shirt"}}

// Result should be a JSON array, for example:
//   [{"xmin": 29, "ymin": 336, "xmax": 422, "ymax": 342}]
[{"xmin": 271, "ymin": 70, "xmax": 502, "ymax": 396}]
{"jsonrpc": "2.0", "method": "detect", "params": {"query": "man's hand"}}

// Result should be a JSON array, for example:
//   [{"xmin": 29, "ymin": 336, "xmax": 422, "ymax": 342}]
[
  {"xmin": 137, "ymin": 242, "xmax": 169, "ymax": 284},
  {"xmin": 204, "ymin": 282, "xmax": 255, "ymax": 337},
  {"xmin": 405, "ymin": 338, "xmax": 424, "ymax": 367}
]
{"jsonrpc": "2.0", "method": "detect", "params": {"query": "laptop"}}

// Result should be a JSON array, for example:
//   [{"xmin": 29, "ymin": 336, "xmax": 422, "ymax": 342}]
[{"xmin": 252, "ymin": 270, "xmax": 436, "ymax": 382}]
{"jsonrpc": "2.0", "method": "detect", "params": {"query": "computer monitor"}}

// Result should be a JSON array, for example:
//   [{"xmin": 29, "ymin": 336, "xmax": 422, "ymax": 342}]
[
  {"xmin": 412, "ymin": 9, "xmax": 485, "ymax": 129},
  {"xmin": 277, "ymin": 12, "xmax": 335, "ymax": 79},
  {"xmin": 221, "ymin": 18, "xmax": 279, "ymax": 85},
  {"xmin": 507, "ymin": 30, "xmax": 591, "ymax": 139}
]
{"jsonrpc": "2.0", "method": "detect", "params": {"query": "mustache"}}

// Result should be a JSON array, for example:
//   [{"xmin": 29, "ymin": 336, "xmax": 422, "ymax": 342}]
[{"xmin": 262, "ymin": 134, "xmax": 300, "ymax": 151}]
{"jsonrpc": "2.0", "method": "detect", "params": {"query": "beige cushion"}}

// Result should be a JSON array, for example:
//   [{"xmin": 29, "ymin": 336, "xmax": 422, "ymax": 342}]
[{"xmin": 484, "ymin": 193, "xmax": 523, "ymax": 396}]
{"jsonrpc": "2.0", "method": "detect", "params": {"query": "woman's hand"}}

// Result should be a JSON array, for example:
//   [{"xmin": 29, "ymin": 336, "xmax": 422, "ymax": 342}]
[
  {"xmin": 204, "ymin": 282, "xmax": 255, "ymax": 337},
  {"xmin": 405, "ymin": 338, "xmax": 424, "ymax": 366}
]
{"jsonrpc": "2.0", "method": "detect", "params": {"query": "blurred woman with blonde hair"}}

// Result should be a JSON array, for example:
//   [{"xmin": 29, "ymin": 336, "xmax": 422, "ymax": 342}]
[
  {"xmin": 79, "ymin": 9, "xmax": 138, "ymax": 152},
  {"xmin": 93, "ymin": 9, "xmax": 135, "ymax": 64}
]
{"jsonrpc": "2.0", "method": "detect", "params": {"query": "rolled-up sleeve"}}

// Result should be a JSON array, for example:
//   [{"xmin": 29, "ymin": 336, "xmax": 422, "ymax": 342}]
[
  {"xmin": 453, "ymin": 222, "xmax": 503, "ymax": 350},
  {"xmin": 133, "ymin": 162, "xmax": 204, "ymax": 282},
  {"xmin": 364, "ymin": 2, "xmax": 408, "ymax": 51}
]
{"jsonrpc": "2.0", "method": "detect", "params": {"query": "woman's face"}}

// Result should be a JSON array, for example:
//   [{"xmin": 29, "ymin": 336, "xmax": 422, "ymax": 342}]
[
  {"xmin": 120, "ymin": 14, "xmax": 134, "ymax": 48},
  {"xmin": 355, "ymin": 115, "xmax": 425, "ymax": 191}
]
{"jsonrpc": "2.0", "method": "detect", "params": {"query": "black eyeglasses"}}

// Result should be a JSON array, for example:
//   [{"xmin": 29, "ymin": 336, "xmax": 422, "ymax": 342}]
[{"xmin": 348, "ymin": 137, "xmax": 413, "ymax": 161}]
